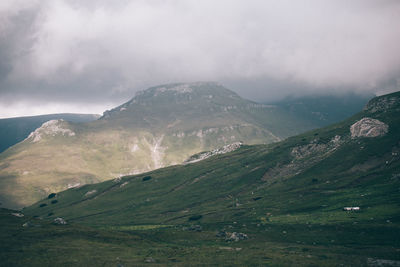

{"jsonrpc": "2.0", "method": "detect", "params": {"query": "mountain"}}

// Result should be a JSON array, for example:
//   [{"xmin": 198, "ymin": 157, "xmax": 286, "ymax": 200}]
[
  {"xmin": 2, "ymin": 91, "xmax": 398, "ymax": 266},
  {"xmin": 0, "ymin": 113, "xmax": 100, "ymax": 153},
  {"xmin": 0, "ymin": 82, "xmax": 372, "ymax": 209},
  {"xmin": 98, "ymin": 82, "xmax": 316, "ymax": 139}
]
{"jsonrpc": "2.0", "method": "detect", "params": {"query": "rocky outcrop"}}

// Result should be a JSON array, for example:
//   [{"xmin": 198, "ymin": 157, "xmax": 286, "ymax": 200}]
[
  {"xmin": 153, "ymin": 83, "xmax": 193, "ymax": 95},
  {"xmin": 22, "ymin": 222, "xmax": 33, "ymax": 227},
  {"xmin": 291, "ymin": 143, "xmax": 327, "ymax": 159},
  {"xmin": 184, "ymin": 142, "xmax": 243, "ymax": 164},
  {"xmin": 144, "ymin": 257, "xmax": 156, "ymax": 263},
  {"xmin": 350, "ymin": 118, "xmax": 388, "ymax": 138},
  {"xmin": 264, "ymin": 135, "xmax": 343, "ymax": 182},
  {"xmin": 120, "ymin": 181, "xmax": 129, "ymax": 188},
  {"xmin": 291, "ymin": 136, "xmax": 342, "ymax": 160},
  {"xmin": 25, "ymin": 120, "xmax": 75, "ymax": 143},
  {"xmin": 53, "ymin": 217, "xmax": 67, "ymax": 225},
  {"xmin": 84, "ymin": 190, "xmax": 97, "ymax": 197},
  {"xmin": 226, "ymin": 232, "xmax": 248, "ymax": 242},
  {"xmin": 216, "ymin": 230, "xmax": 248, "ymax": 241},
  {"xmin": 364, "ymin": 95, "xmax": 399, "ymax": 113}
]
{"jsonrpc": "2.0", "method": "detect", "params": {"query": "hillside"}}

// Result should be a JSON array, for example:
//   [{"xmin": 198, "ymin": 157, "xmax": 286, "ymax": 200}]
[
  {"xmin": 24, "ymin": 91, "xmax": 400, "ymax": 225},
  {"xmin": 0, "ymin": 113, "xmax": 100, "ymax": 153},
  {"xmin": 4, "ymin": 91, "xmax": 397, "ymax": 266},
  {"xmin": 0, "ymin": 83, "xmax": 316, "ymax": 208},
  {"xmin": 0, "ymin": 82, "xmax": 372, "ymax": 209}
]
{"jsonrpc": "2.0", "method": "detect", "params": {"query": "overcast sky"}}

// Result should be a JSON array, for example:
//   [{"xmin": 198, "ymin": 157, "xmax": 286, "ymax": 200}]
[{"xmin": 0, "ymin": 0, "xmax": 399, "ymax": 118}]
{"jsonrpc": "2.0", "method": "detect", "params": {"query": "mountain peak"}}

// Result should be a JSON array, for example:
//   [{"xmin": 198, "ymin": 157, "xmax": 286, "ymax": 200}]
[
  {"xmin": 101, "ymin": 82, "xmax": 242, "ymax": 119},
  {"xmin": 131, "ymin": 81, "xmax": 239, "ymax": 101},
  {"xmin": 135, "ymin": 82, "xmax": 222, "ymax": 97}
]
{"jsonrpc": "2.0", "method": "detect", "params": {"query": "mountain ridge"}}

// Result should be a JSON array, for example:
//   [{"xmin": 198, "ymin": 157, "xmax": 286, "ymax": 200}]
[
  {"xmin": 25, "ymin": 90, "xmax": 400, "ymax": 225},
  {"xmin": 0, "ymin": 82, "xmax": 373, "ymax": 209},
  {"xmin": 0, "ymin": 113, "xmax": 100, "ymax": 153}
]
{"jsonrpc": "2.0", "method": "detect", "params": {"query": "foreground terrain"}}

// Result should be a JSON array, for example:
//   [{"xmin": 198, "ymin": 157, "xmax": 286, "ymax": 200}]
[
  {"xmin": 1, "ymin": 207, "xmax": 399, "ymax": 266},
  {"xmin": 0, "ymin": 91, "xmax": 398, "ymax": 266}
]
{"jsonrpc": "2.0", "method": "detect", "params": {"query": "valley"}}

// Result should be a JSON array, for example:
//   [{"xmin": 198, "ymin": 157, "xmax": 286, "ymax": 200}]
[
  {"xmin": 0, "ymin": 82, "xmax": 369, "ymax": 209},
  {"xmin": 0, "ymin": 91, "xmax": 398, "ymax": 266},
  {"xmin": 1, "ymin": 1, "xmax": 398, "ymax": 266}
]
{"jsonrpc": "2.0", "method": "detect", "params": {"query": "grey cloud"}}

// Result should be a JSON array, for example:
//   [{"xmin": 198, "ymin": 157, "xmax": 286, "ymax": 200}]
[
  {"xmin": 0, "ymin": 4, "xmax": 39, "ymax": 82},
  {"xmin": 0, "ymin": 0, "xmax": 399, "ymax": 116}
]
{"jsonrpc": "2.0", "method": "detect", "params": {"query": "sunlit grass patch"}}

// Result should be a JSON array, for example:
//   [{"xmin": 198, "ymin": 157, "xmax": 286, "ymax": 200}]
[{"xmin": 101, "ymin": 224, "xmax": 172, "ymax": 231}]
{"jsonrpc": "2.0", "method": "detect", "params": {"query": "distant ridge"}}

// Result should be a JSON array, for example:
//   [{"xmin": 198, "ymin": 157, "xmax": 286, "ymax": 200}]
[{"xmin": 0, "ymin": 113, "xmax": 100, "ymax": 153}]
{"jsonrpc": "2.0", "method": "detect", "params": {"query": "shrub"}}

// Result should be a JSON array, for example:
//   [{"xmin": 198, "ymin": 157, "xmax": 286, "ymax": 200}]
[
  {"xmin": 51, "ymin": 200, "xmax": 58, "ymax": 204},
  {"xmin": 48, "ymin": 193, "xmax": 57, "ymax": 199},
  {"xmin": 39, "ymin": 203, "xmax": 47, "ymax": 208},
  {"xmin": 188, "ymin": 215, "xmax": 202, "ymax": 221},
  {"xmin": 142, "ymin": 176, "xmax": 152, "ymax": 181}
]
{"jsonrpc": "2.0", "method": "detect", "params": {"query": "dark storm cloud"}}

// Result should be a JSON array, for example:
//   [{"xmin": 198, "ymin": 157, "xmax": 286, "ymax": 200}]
[
  {"xmin": 0, "ymin": 0, "xmax": 399, "ymax": 117},
  {"xmin": 0, "ymin": 3, "xmax": 38, "ymax": 82}
]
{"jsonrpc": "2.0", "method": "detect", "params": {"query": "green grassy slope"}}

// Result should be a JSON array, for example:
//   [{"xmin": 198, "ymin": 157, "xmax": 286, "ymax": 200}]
[
  {"xmin": 0, "ymin": 82, "xmax": 368, "ymax": 209},
  {"xmin": 9, "ymin": 91, "xmax": 399, "ymax": 266}
]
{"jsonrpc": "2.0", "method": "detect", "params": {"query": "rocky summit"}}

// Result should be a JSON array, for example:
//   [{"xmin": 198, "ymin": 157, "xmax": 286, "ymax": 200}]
[{"xmin": 26, "ymin": 120, "xmax": 76, "ymax": 143}]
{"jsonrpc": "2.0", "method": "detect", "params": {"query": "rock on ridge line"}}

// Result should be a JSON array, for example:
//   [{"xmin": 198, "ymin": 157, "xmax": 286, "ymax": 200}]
[
  {"xmin": 364, "ymin": 94, "xmax": 399, "ymax": 113},
  {"xmin": 25, "ymin": 119, "xmax": 75, "ymax": 143},
  {"xmin": 184, "ymin": 142, "xmax": 243, "ymax": 164}
]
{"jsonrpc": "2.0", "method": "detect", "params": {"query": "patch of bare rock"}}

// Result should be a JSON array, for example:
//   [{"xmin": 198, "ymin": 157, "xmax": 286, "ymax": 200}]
[{"xmin": 350, "ymin": 118, "xmax": 388, "ymax": 138}]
